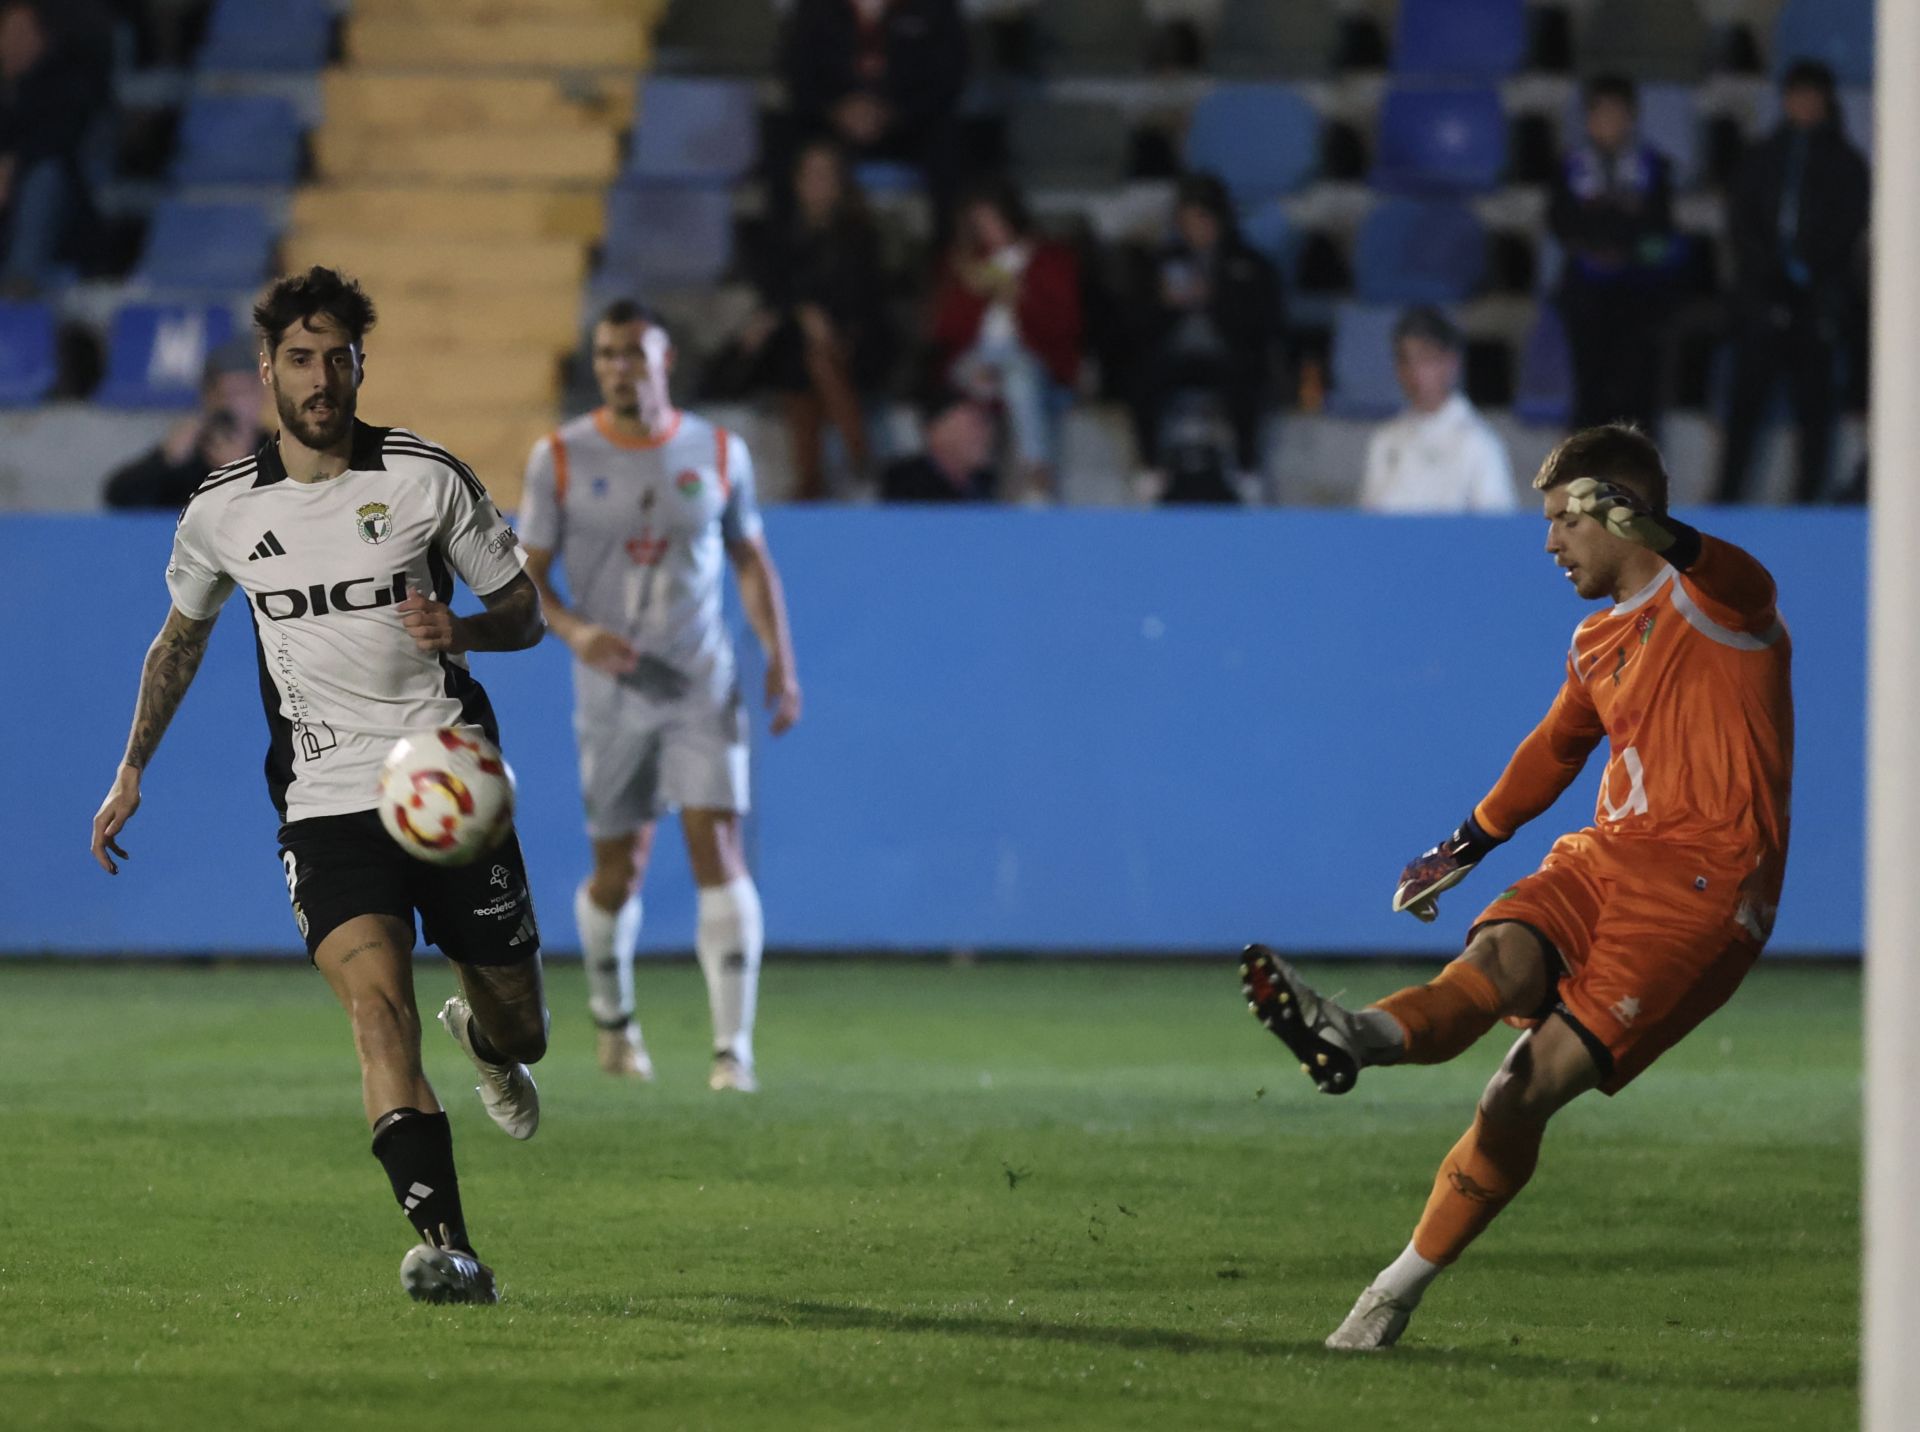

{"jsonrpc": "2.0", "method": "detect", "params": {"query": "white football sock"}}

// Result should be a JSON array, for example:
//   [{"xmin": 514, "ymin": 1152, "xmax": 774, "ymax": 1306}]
[
  {"xmin": 576, "ymin": 882, "xmax": 641, "ymax": 1030},
  {"xmin": 695, "ymin": 876, "xmax": 763, "ymax": 1065},
  {"xmin": 1374, "ymin": 1241, "xmax": 1444, "ymax": 1306}
]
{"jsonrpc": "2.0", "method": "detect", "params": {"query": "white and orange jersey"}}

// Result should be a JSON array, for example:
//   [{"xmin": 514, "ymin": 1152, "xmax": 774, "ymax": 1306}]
[
  {"xmin": 518, "ymin": 407, "xmax": 762, "ymax": 698},
  {"xmin": 1474, "ymin": 536, "xmax": 1794, "ymax": 906}
]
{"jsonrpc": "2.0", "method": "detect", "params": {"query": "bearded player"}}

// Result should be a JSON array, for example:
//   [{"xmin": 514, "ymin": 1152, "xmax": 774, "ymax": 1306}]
[
  {"xmin": 520, "ymin": 299, "xmax": 801, "ymax": 1092},
  {"xmin": 1240, "ymin": 423, "xmax": 1792, "ymax": 1350},
  {"xmin": 90, "ymin": 267, "xmax": 550, "ymax": 1304}
]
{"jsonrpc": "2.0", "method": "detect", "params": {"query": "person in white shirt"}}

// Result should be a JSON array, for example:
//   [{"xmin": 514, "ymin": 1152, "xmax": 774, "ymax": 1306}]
[{"xmin": 1360, "ymin": 307, "xmax": 1518, "ymax": 513}]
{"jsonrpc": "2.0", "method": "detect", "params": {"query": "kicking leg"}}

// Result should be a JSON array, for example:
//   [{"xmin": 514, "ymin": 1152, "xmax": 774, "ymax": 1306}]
[
  {"xmin": 1328, "ymin": 1012, "xmax": 1601, "ymax": 1350},
  {"xmin": 315, "ymin": 915, "xmax": 495, "ymax": 1302},
  {"xmin": 1241, "ymin": 923, "xmax": 1549, "ymax": 1093},
  {"xmin": 577, "ymin": 825, "xmax": 657, "ymax": 1078},
  {"xmin": 682, "ymin": 807, "xmax": 763, "ymax": 1091}
]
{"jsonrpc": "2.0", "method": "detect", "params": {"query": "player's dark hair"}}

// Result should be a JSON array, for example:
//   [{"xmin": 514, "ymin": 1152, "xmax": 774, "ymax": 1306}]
[
  {"xmin": 595, "ymin": 297, "xmax": 667, "ymax": 333},
  {"xmin": 1392, "ymin": 306, "xmax": 1462, "ymax": 353},
  {"xmin": 253, "ymin": 266, "xmax": 377, "ymax": 354},
  {"xmin": 1533, "ymin": 422, "xmax": 1672, "ymax": 514},
  {"xmin": 1583, "ymin": 73, "xmax": 1637, "ymax": 111}
]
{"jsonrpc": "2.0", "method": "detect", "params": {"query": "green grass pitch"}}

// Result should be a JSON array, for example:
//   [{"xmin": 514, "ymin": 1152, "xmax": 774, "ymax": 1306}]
[{"xmin": 1, "ymin": 958, "xmax": 1857, "ymax": 1431}]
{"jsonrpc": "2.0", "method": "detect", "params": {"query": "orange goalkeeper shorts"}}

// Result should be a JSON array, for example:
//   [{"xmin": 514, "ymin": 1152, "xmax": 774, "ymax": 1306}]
[{"xmin": 1469, "ymin": 829, "xmax": 1767, "ymax": 1095}]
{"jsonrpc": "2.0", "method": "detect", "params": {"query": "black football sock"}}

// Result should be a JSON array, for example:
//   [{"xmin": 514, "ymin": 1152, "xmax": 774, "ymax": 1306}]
[
  {"xmin": 370, "ymin": 1108, "xmax": 473, "ymax": 1254},
  {"xmin": 465, "ymin": 1015, "xmax": 508, "ymax": 1065}
]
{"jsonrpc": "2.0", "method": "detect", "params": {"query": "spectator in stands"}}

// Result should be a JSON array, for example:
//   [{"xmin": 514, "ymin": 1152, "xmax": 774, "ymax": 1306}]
[
  {"xmin": 1548, "ymin": 75, "xmax": 1678, "ymax": 433},
  {"xmin": 102, "ymin": 338, "xmax": 263, "ymax": 509},
  {"xmin": 930, "ymin": 177, "xmax": 1081, "ymax": 502},
  {"xmin": 880, "ymin": 388, "xmax": 995, "ymax": 502},
  {"xmin": 782, "ymin": 0, "xmax": 968, "ymax": 224},
  {"xmin": 1359, "ymin": 307, "xmax": 1516, "ymax": 513},
  {"xmin": 1127, "ymin": 172, "xmax": 1284, "ymax": 500},
  {"xmin": 1716, "ymin": 59, "xmax": 1870, "ymax": 504},
  {"xmin": 0, "ymin": 0, "xmax": 111, "ymax": 295},
  {"xmin": 728, "ymin": 140, "xmax": 895, "ymax": 501}
]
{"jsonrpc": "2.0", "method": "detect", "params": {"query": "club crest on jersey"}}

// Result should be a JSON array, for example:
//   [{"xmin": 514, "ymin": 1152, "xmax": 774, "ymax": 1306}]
[
  {"xmin": 1636, "ymin": 610, "xmax": 1657, "ymax": 644},
  {"xmin": 675, "ymin": 469, "xmax": 703, "ymax": 499},
  {"xmin": 355, "ymin": 501, "xmax": 393, "ymax": 544}
]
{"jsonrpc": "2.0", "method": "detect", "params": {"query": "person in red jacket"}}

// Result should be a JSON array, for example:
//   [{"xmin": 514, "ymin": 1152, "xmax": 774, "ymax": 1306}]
[{"xmin": 930, "ymin": 177, "xmax": 1081, "ymax": 501}]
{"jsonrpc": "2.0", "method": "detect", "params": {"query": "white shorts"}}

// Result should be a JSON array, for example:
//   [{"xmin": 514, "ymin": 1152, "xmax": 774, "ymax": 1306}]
[{"xmin": 575, "ymin": 668, "xmax": 749, "ymax": 838}]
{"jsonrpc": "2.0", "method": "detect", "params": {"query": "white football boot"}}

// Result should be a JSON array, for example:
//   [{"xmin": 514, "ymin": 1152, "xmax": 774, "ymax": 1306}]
[
  {"xmin": 597, "ymin": 1023, "xmax": 655, "ymax": 1080},
  {"xmin": 438, "ymin": 996, "xmax": 540, "ymax": 1139},
  {"xmin": 400, "ymin": 1240, "xmax": 499, "ymax": 1305},
  {"xmin": 1325, "ymin": 1284, "xmax": 1417, "ymax": 1350},
  {"xmin": 708, "ymin": 1050, "xmax": 758, "ymax": 1093}
]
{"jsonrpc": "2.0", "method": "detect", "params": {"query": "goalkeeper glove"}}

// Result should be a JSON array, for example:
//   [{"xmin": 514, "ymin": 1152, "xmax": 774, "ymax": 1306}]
[
  {"xmin": 1392, "ymin": 813, "xmax": 1506, "ymax": 923},
  {"xmin": 1562, "ymin": 476, "xmax": 1676, "ymax": 554}
]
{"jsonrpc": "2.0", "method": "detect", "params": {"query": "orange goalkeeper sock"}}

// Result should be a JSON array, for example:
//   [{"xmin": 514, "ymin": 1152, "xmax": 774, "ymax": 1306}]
[
  {"xmin": 1410, "ymin": 1111, "xmax": 1544, "ymax": 1267},
  {"xmin": 1373, "ymin": 961, "xmax": 1505, "ymax": 1064}
]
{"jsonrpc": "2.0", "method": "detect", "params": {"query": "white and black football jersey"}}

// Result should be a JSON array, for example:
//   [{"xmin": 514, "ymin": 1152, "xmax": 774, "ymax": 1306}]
[{"xmin": 165, "ymin": 420, "xmax": 524, "ymax": 822}]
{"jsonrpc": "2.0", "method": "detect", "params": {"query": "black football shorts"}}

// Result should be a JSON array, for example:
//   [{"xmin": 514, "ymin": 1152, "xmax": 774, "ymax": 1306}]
[{"xmin": 277, "ymin": 809, "xmax": 540, "ymax": 965}]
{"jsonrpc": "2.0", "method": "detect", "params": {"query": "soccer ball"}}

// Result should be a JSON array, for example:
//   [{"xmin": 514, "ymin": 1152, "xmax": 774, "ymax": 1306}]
[{"xmin": 376, "ymin": 727, "xmax": 516, "ymax": 867}]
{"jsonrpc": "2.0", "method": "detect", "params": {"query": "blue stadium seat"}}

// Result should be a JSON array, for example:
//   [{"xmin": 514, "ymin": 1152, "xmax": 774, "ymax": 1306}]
[
  {"xmin": 629, "ymin": 78, "xmax": 759, "ymax": 183},
  {"xmin": 1353, "ymin": 198, "xmax": 1486, "ymax": 304},
  {"xmin": 1514, "ymin": 305, "xmax": 1573, "ymax": 426},
  {"xmin": 95, "ymin": 304, "xmax": 236, "ymax": 409},
  {"xmin": 0, "ymin": 302, "xmax": 57, "ymax": 406},
  {"xmin": 1325, "ymin": 302, "xmax": 1410, "ymax": 420},
  {"xmin": 198, "ymin": 0, "xmax": 331, "ymax": 71},
  {"xmin": 172, "ymin": 95, "xmax": 303, "ymax": 187},
  {"xmin": 1373, "ymin": 85, "xmax": 1507, "ymax": 194},
  {"xmin": 601, "ymin": 183, "xmax": 735, "ymax": 286},
  {"xmin": 853, "ymin": 161, "xmax": 922, "ymax": 196},
  {"xmin": 1393, "ymin": 0, "xmax": 1526, "ymax": 79},
  {"xmin": 1774, "ymin": 0, "xmax": 1873, "ymax": 86},
  {"xmin": 1183, "ymin": 84, "xmax": 1319, "ymax": 202},
  {"xmin": 135, "ymin": 201, "xmax": 273, "ymax": 292}
]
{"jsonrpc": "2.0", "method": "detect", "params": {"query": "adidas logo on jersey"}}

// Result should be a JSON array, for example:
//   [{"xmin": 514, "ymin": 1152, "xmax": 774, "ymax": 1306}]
[{"xmin": 246, "ymin": 531, "xmax": 288, "ymax": 561}]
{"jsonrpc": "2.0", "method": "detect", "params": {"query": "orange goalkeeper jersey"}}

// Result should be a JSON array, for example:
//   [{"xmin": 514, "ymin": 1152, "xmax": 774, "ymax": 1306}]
[{"xmin": 1473, "ymin": 536, "xmax": 1794, "ymax": 907}]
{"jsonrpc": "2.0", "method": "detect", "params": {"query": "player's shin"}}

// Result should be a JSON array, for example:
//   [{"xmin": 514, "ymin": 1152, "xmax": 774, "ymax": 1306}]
[
  {"xmin": 576, "ymin": 882, "xmax": 641, "ymax": 1030},
  {"xmin": 370, "ymin": 1107, "xmax": 473, "ymax": 1253},
  {"xmin": 1372, "ymin": 961, "xmax": 1505, "ymax": 1064},
  {"xmin": 1409, "ymin": 1109, "xmax": 1545, "ymax": 1268},
  {"xmin": 696, "ymin": 876, "xmax": 762, "ymax": 1066}
]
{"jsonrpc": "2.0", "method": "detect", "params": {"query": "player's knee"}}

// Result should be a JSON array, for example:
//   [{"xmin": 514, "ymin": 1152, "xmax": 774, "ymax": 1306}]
[
  {"xmin": 348, "ymin": 989, "xmax": 421, "ymax": 1061},
  {"xmin": 585, "ymin": 870, "xmax": 634, "ymax": 911}
]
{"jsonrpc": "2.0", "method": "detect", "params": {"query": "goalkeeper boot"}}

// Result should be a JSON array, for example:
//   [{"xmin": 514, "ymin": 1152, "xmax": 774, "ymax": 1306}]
[
  {"xmin": 1240, "ymin": 945, "xmax": 1398, "ymax": 1095},
  {"xmin": 439, "ymin": 996, "xmax": 540, "ymax": 1140},
  {"xmin": 1325, "ymin": 1284, "xmax": 1416, "ymax": 1351},
  {"xmin": 400, "ymin": 1236, "xmax": 499, "ymax": 1306}
]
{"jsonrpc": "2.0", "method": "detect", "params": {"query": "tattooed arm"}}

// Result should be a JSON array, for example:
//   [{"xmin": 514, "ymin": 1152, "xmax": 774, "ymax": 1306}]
[{"xmin": 91, "ymin": 606, "xmax": 218, "ymax": 874}]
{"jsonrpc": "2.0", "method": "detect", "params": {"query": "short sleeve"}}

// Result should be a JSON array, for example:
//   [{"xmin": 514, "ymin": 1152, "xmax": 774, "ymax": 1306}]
[
  {"xmin": 165, "ymin": 498, "xmax": 234, "ymax": 619},
  {"xmin": 439, "ymin": 460, "xmax": 523, "ymax": 598},
  {"xmin": 517, "ymin": 433, "xmax": 564, "ymax": 552},
  {"xmin": 719, "ymin": 429, "xmax": 764, "ymax": 545}
]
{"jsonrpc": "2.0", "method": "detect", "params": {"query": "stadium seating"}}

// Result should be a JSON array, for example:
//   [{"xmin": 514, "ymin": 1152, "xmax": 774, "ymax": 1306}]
[
  {"xmin": 1353, "ymin": 198, "xmax": 1486, "ymax": 304},
  {"xmin": 1513, "ymin": 304, "xmax": 1574, "ymax": 426},
  {"xmin": 134, "ymin": 200, "xmax": 274, "ymax": 292},
  {"xmin": 1392, "ymin": 0, "xmax": 1527, "ymax": 80},
  {"xmin": 1007, "ymin": 96, "xmax": 1131, "ymax": 190},
  {"xmin": 1032, "ymin": 0, "xmax": 1151, "ymax": 75},
  {"xmin": 1209, "ymin": 0, "xmax": 1340, "ymax": 80},
  {"xmin": 601, "ymin": 183, "xmax": 736, "ymax": 286},
  {"xmin": 1578, "ymin": 0, "xmax": 1709, "ymax": 82},
  {"xmin": 1324, "ymin": 302, "xmax": 1409, "ymax": 420},
  {"xmin": 0, "ymin": 302, "xmax": 57, "ymax": 407},
  {"xmin": 171, "ymin": 94, "xmax": 304, "ymax": 188},
  {"xmin": 1183, "ymin": 84, "xmax": 1319, "ymax": 202},
  {"xmin": 652, "ymin": 0, "xmax": 784, "ymax": 75},
  {"xmin": 198, "ymin": 0, "xmax": 332, "ymax": 72},
  {"xmin": 94, "ymin": 304, "xmax": 236, "ymax": 409},
  {"xmin": 1372, "ymin": 85, "xmax": 1507, "ymax": 193},
  {"xmin": 1774, "ymin": 0, "xmax": 1874, "ymax": 86},
  {"xmin": 628, "ymin": 78, "xmax": 760, "ymax": 183}
]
